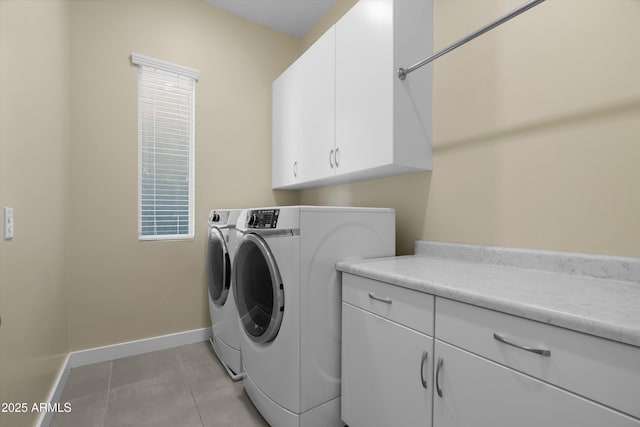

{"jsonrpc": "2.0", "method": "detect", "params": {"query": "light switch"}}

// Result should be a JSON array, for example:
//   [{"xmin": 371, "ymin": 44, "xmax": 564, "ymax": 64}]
[{"xmin": 4, "ymin": 207, "xmax": 14, "ymax": 240}]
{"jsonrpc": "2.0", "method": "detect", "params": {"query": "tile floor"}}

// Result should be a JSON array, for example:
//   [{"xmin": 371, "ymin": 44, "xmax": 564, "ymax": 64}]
[{"xmin": 50, "ymin": 341, "xmax": 269, "ymax": 427}]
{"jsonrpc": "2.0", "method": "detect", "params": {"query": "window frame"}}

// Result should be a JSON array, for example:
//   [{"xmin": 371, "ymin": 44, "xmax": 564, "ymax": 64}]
[{"xmin": 132, "ymin": 53, "xmax": 199, "ymax": 241}]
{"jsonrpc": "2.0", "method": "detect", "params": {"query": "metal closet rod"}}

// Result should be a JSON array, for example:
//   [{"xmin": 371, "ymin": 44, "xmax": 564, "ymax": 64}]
[{"xmin": 397, "ymin": 0, "xmax": 546, "ymax": 80}]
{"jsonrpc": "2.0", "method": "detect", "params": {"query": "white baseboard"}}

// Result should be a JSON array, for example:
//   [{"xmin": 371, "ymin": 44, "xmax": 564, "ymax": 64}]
[
  {"xmin": 36, "ymin": 353, "xmax": 71, "ymax": 427},
  {"xmin": 37, "ymin": 327, "xmax": 212, "ymax": 427},
  {"xmin": 69, "ymin": 327, "xmax": 211, "ymax": 368}
]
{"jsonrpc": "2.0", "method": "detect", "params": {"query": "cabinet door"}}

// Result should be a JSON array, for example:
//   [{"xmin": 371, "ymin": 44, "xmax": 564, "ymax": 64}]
[
  {"xmin": 335, "ymin": 0, "xmax": 394, "ymax": 175},
  {"xmin": 298, "ymin": 26, "xmax": 336, "ymax": 183},
  {"xmin": 272, "ymin": 62, "xmax": 299, "ymax": 189},
  {"xmin": 342, "ymin": 303, "xmax": 433, "ymax": 427},
  {"xmin": 433, "ymin": 340, "xmax": 640, "ymax": 427}
]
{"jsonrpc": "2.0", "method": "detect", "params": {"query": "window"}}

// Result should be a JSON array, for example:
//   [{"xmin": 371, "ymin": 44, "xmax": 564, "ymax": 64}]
[{"xmin": 131, "ymin": 53, "xmax": 199, "ymax": 240}]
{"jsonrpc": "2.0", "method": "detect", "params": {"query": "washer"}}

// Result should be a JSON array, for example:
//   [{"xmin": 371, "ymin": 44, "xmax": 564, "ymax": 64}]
[
  {"xmin": 207, "ymin": 209, "xmax": 243, "ymax": 379},
  {"xmin": 233, "ymin": 206, "xmax": 395, "ymax": 427}
]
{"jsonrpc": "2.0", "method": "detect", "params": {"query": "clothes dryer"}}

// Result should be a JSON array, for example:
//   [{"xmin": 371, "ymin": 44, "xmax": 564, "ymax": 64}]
[
  {"xmin": 207, "ymin": 209, "xmax": 243, "ymax": 378},
  {"xmin": 233, "ymin": 206, "xmax": 395, "ymax": 427}
]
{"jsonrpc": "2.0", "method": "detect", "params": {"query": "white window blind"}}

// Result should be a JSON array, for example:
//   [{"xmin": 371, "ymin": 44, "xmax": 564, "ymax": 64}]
[{"xmin": 132, "ymin": 53, "xmax": 199, "ymax": 240}]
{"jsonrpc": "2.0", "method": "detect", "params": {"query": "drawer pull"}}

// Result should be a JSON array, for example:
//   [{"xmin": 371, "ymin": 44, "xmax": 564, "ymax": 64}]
[
  {"xmin": 435, "ymin": 357, "xmax": 444, "ymax": 397},
  {"xmin": 420, "ymin": 351, "xmax": 428, "ymax": 389},
  {"xmin": 493, "ymin": 333, "xmax": 551, "ymax": 357},
  {"xmin": 368, "ymin": 292, "xmax": 392, "ymax": 304}
]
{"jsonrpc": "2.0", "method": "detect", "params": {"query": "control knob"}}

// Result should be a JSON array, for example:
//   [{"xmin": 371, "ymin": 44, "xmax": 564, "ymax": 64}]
[{"xmin": 248, "ymin": 213, "xmax": 257, "ymax": 227}]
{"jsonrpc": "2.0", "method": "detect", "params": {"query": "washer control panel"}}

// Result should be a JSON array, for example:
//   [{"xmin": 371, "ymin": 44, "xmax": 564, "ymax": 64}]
[{"xmin": 247, "ymin": 209, "xmax": 279, "ymax": 229}]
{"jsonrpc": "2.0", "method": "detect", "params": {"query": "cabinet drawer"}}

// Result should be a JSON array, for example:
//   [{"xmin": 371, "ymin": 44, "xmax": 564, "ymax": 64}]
[
  {"xmin": 342, "ymin": 273, "xmax": 434, "ymax": 336},
  {"xmin": 436, "ymin": 297, "xmax": 640, "ymax": 419}
]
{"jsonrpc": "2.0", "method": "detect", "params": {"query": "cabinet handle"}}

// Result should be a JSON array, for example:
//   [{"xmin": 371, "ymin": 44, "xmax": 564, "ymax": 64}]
[
  {"xmin": 420, "ymin": 351, "xmax": 428, "ymax": 389},
  {"xmin": 329, "ymin": 149, "xmax": 334, "ymax": 168},
  {"xmin": 493, "ymin": 333, "xmax": 551, "ymax": 357},
  {"xmin": 293, "ymin": 161, "xmax": 297, "ymax": 177},
  {"xmin": 334, "ymin": 147, "xmax": 340, "ymax": 167},
  {"xmin": 368, "ymin": 292, "xmax": 392, "ymax": 304},
  {"xmin": 435, "ymin": 357, "xmax": 444, "ymax": 397}
]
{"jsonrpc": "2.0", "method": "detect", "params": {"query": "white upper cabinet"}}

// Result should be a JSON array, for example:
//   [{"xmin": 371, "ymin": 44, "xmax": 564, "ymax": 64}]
[
  {"xmin": 298, "ymin": 26, "xmax": 336, "ymax": 183},
  {"xmin": 272, "ymin": 0, "xmax": 433, "ymax": 190},
  {"xmin": 272, "ymin": 60, "xmax": 299, "ymax": 189},
  {"xmin": 335, "ymin": 0, "xmax": 394, "ymax": 176},
  {"xmin": 336, "ymin": 0, "xmax": 432, "ymax": 178}
]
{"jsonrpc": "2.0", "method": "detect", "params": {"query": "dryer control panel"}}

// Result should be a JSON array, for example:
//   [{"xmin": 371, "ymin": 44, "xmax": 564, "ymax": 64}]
[{"xmin": 247, "ymin": 209, "xmax": 279, "ymax": 229}]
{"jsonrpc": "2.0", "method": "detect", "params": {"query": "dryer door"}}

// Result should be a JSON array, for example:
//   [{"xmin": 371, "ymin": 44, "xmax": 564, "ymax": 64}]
[
  {"xmin": 233, "ymin": 233, "xmax": 285, "ymax": 344},
  {"xmin": 207, "ymin": 227, "xmax": 231, "ymax": 306}
]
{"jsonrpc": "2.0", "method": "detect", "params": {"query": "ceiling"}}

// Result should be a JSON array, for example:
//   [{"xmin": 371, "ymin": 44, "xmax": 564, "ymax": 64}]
[{"xmin": 202, "ymin": 0, "xmax": 337, "ymax": 39}]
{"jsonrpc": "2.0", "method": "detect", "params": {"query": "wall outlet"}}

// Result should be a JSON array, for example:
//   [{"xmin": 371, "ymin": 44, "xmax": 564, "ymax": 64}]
[{"xmin": 4, "ymin": 207, "xmax": 14, "ymax": 240}]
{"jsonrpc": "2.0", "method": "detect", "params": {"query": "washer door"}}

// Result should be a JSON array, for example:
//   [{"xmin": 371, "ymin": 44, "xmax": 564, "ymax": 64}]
[
  {"xmin": 207, "ymin": 227, "xmax": 231, "ymax": 306},
  {"xmin": 233, "ymin": 233, "xmax": 284, "ymax": 343}
]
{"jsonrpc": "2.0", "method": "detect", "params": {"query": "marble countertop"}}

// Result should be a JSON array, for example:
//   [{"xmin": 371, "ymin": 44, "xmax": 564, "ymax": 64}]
[{"xmin": 337, "ymin": 243, "xmax": 640, "ymax": 348}]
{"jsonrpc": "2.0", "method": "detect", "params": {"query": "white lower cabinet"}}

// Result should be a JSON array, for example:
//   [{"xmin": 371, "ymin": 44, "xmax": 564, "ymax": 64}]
[
  {"xmin": 435, "ymin": 297, "xmax": 640, "ymax": 419},
  {"xmin": 433, "ymin": 339, "xmax": 640, "ymax": 427},
  {"xmin": 342, "ymin": 302, "xmax": 433, "ymax": 427},
  {"xmin": 340, "ymin": 274, "xmax": 640, "ymax": 427}
]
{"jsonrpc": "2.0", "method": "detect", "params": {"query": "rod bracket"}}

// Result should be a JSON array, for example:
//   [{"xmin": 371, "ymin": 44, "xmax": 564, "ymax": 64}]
[{"xmin": 397, "ymin": 68, "xmax": 407, "ymax": 81}]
